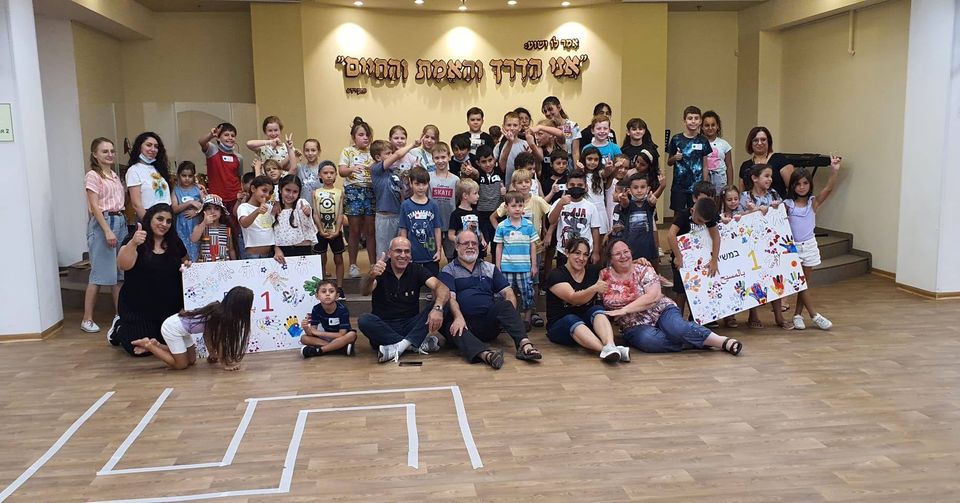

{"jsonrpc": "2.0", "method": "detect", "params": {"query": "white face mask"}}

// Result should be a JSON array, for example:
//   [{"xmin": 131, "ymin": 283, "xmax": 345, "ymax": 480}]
[{"xmin": 139, "ymin": 153, "xmax": 156, "ymax": 164}]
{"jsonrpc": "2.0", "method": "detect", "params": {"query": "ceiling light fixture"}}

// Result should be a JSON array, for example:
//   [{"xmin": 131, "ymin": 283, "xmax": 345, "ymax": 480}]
[
  {"xmin": 561, "ymin": 1, "xmax": 570, "ymax": 6},
  {"xmin": 458, "ymin": 0, "xmax": 467, "ymax": 11},
  {"xmin": 507, "ymin": 0, "xmax": 517, "ymax": 5},
  {"xmin": 353, "ymin": 0, "xmax": 363, "ymax": 5},
  {"xmin": 415, "ymin": 0, "xmax": 424, "ymax": 4}
]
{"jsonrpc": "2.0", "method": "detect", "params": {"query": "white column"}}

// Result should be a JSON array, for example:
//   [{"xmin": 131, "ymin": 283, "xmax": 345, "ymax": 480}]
[
  {"xmin": 0, "ymin": 0, "xmax": 63, "ymax": 337},
  {"xmin": 896, "ymin": 0, "xmax": 960, "ymax": 295},
  {"xmin": 36, "ymin": 15, "xmax": 88, "ymax": 267}
]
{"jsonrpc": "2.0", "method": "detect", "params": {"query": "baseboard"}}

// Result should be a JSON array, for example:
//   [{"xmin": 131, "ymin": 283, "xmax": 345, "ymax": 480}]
[
  {"xmin": 895, "ymin": 283, "xmax": 960, "ymax": 300},
  {"xmin": 0, "ymin": 320, "xmax": 64, "ymax": 342},
  {"xmin": 871, "ymin": 268, "xmax": 896, "ymax": 280}
]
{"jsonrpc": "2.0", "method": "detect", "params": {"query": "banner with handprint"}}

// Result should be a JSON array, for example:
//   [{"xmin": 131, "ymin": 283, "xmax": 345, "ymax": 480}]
[
  {"xmin": 181, "ymin": 256, "xmax": 322, "ymax": 356},
  {"xmin": 677, "ymin": 205, "xmax": 806, "ymax": 325}
]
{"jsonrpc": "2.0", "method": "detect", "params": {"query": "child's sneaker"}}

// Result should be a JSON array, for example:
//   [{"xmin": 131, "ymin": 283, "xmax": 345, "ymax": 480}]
[
  {"xmin": 80, "ymin": 320, "xmax": 99, "ymax": 333},
  {"xmin": 336, "ymin": 343, "xmax": 356, "ymax": 356},
  {"xmin": 812, "ymin": 313, "xmax": 833, "ymax": 330},
  {"xmin": 106, "ymin": 315, "xmax": 121, "ymax": 346},
  {"xmin": 792, "ymin": 315, "xmax": 806, "ymax": 330},
  {"xmin": 302, "ymin": 346, "xmax": 322, "ymax": 358},
  {"xmin": 349, "ymin": 264, "xmax": 361, "ymax": 278},
  {"xmin": 337, "ymin": 287, "xmax": 346, "ymax": 301}
]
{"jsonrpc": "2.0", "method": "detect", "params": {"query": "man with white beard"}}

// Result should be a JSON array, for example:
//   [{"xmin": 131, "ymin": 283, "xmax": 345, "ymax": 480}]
[{"xmin": 440, "ymin": 229, "xmax": 544, "ymax": 367}]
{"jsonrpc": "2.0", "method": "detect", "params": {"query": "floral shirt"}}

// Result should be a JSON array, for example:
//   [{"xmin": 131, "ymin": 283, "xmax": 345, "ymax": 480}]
[{"xmin": 600, "ymin": 264, "xmax": 676, "ymax": 330}]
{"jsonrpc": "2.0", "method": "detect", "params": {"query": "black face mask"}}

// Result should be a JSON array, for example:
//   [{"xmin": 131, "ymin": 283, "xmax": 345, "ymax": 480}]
[{"xmin": 567, "ymin": 187, "xmax": 587, "ymax": 199}]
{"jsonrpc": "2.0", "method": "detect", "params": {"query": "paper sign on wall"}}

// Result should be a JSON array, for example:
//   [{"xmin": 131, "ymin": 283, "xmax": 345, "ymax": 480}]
[
  {"xmin": 182, "ymin": 256, "xmax": 323, "ymax": 355},
  {"xmin": 0, "ymin": 104, "xmax": 13, "ymax": 142},
  {"xmin": 677, "ymin": 205, "xmax": 807, "ymax": 325}
]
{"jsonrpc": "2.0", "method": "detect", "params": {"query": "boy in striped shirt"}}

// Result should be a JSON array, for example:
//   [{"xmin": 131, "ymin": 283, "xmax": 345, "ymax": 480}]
[{"xmin": 494, "ymin": 191, "xmax": 539, "ymax": 329}]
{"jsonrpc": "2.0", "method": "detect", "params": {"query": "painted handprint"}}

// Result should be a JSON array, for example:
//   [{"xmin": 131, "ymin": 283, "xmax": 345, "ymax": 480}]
[
  {"xmin": 678, "ymin": 235, "xmax": 693, "ymax": 252},
  {"xmin": 683, "ymin": 271, "xmax": 702, "ymax": 293},
  {"xmin": 303, "ymin": 276, "xmax": 322, "ymax": 296},
  {"xmin": 748, "ymin": 282, "xmax": 768, "ymax": 304},
  {"xmin": 789, "ymin": 272, "xmax": 806, "ymax": 292},
  {"xmin": 771, "ymin": 275, "xmax": 785, "ymax": 296},
  {"xmin": 285, "ymin": 315, "xmax": 304, "ymax": 338},
  {"xmin": 734, "ymin": 280, "xmax": 747, "ymax": 300},
  {"xmin": 778, "ymin": 235, "xmax": 798, "ymax": 254}
]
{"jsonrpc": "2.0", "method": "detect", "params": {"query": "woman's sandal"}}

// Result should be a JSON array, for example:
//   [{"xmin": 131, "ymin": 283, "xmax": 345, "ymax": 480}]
[
  {"xmin": 531, "ymin": 313, "xmax": 545, "ymax": 328},
  {"xmin": 777, "ymin": 320, "xmax": 795, "ymax": 331},
  {"xmin": 748, "ymin": 319, "xmax": 764, "ymax": 329},
  {"xmin": 721, "ymin": 337, "xmax": 742, "ymax": 356},
  {"xmin": 516, "ymin": 342, "xmax": 542, "ymax": 361},
  {"xmin": 480, "ymin": 350, "xmax": 504, "ymax": 370}
]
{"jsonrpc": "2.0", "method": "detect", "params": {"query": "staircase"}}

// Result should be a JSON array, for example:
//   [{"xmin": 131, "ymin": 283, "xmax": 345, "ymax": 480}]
[{"xmin": 60, "ymin": 227, "xmax": 870, "ymax": 316}]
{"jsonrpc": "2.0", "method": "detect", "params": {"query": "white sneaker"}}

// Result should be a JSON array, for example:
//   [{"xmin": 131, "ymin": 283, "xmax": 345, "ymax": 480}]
[
  {"xmin": 80, "ymin": 320, "xmax": 100, "ymax": 333},
  {"xmin": 793, "ymin": 315, "xmax": 806, "ymax": 330},
  {"xmin": 378, "ymin": 342, "xmax": 401, "ymax": 363},
  {"xmin": 349, "ymin": 264, "xmax": 361, "ymax": 278},
  {"xmin": 617, "ymin": 345, "xmax": 631, "ymax": 362},
  {"xmin": 419, "ymin": 335, "xmax": 440, "ymax": 353},
  {"xmin": 812, "ymin": 313, "xmax": 833, "ymax": 330},
  {"xmin": 599, "ymin": 345, "xmax": 621, "ymax": 363}
]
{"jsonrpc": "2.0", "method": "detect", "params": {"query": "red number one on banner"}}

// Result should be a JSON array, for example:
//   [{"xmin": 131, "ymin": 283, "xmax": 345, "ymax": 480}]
[{"xmin": 260, "ymin": 291, "xmax": 274, "ymax": 312}]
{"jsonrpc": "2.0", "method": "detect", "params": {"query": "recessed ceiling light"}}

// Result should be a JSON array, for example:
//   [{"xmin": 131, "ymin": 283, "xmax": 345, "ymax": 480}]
[
  {"xmin": 415, "ymin": 0, "xmax": 424, "ymax": 4},
  {"xmin": 458, "ymin": 0, "xmax": 467, "ymax": 11},
  {"xmin": 353, "ymin": 0, "xmax": 363, "ymax": 5},
  {"xmin": 507, "ymin": 0, "xmax": 517, "ymax": 5},
  {"xmin": 561, "ymin": 1, "xmax": 570, "ymax": 6}
]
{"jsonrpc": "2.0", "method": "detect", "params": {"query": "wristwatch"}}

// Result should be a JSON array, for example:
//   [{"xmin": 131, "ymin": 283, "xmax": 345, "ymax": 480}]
[{"xmin": 432, "ymin": 304, "xmax": 443, "ymax": 312}]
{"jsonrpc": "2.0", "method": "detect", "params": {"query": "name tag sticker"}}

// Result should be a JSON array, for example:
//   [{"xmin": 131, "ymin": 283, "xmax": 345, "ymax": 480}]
[
  {"xmin": 328, "ymin": 317, "xmax": 340, "ymax": 326},
  {"xmin": 692, "ymin": 144, "xmax": 703, "ymax": 150},
  {"xmin": 222, "ymin": 155, "xmax": 234, "ymax": 162}
]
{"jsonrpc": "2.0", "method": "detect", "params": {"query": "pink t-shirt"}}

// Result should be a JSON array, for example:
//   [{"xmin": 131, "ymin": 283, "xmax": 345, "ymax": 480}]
[
  {"xmin": 601, "ymin": 264, "xmax": 676, "ymax": 329},
  {"xmin": 84, "ymin": 169, "xmax": 125, "ymax": 212}
]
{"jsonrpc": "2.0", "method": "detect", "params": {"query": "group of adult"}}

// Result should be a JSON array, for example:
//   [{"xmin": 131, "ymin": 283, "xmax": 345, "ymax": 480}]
[
  {"xmin": 83, "ymin": 122, "xmax": 802, "ymax": 360},
  {"xmin": 356, "ymin": 230, "xmax": 741, "ymax": 369}
]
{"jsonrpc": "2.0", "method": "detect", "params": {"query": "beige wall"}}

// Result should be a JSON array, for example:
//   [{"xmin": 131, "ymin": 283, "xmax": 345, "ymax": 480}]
[
  {"xmin": 249, "ymin": 4, "xmax": 667, "ymax": 164},
  {"xmin": 73, "ymin": 22, "xmax": 127, "ymax": 145},
  {"xmin": 666, "ymin": 11, "xmax": 739, "ymax": 180},
  {"xmin": 778, "ymin": 0, "xmax": 909, "ymax": 272},
  {"xmin": 119, "ymin": 12, "xmax": 254, "ymax": 104}
]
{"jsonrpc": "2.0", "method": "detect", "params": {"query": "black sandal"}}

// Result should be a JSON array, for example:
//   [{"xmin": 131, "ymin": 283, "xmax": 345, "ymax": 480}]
[
  {"xmin": 480, "ymin": 350, "xmax": 504, "ymax": 369},
  {"xmin": 516, "ymin": 341, "xmax": 542, "ymax": 361},
  {"xmin": 721, "ymin": 337, "xmax": 742, "ymax": 356}
]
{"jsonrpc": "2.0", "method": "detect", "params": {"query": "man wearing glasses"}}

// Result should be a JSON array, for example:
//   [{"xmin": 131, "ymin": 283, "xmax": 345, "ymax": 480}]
[{"xmin": 439, "ymin": 229, "xmax": 544, "ymax": 369}]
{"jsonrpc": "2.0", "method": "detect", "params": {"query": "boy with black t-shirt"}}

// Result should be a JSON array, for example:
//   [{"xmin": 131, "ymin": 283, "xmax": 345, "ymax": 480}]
[
  {"xmin": 300, "ymin": 280, "xmax": 357, "ymax": 358},
  {"xmin": 668, "ymin": 182, "xmax": 720, "ymax": 317},
  {"xmin": 451, "ymin": 107, "xmax": 495, "ymax": 156},
  {"xmin": 449, "ymin": 135, "xmax": 477, "ymax": 180},
  {"xmin": 666, "ymin": 105, "xmax": 712, "ymax": 215}
]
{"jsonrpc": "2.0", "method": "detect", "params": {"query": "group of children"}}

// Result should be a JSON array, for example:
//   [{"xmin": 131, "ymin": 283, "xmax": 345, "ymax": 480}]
[{"xmin": 111, "ymin": 97, "xmax": 843, "ymax": 370}]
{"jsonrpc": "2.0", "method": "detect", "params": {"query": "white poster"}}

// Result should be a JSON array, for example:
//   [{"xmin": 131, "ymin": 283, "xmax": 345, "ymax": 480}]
[
  {"xmin": 182, "ymin": 256, "xmax": 323, "ymax": 355},
  {"xmin": 677, "ymin": 205, "xmax": 807, "ymax": 325}
]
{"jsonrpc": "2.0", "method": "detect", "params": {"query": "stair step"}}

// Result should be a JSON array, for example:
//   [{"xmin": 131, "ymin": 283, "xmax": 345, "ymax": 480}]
[
  {"xmin": 815, "ymin": 234, "xmax": 850, "ymax": 260},
  {"xmin": 808, "ymin": 253, "xmax": 870, "ymax": 286}
]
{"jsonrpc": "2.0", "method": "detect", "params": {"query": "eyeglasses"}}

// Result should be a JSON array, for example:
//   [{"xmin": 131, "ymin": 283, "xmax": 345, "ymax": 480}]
[
  {"xmin": 458, "ymin": 241, "xmax": 479, "ymax": 248},
  {"xmin": 392, "ymin": 249, "xmax": 411, "ymax": 255},
  {"xmin": 612, "ymin": 250, "xmax": 631, "ymax": 258}
]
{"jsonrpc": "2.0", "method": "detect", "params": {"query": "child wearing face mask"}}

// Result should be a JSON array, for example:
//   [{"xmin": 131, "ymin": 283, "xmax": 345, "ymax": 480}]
[{"xmin": 547, "ymin": 170, "xmax": 602, "ymax": 267}]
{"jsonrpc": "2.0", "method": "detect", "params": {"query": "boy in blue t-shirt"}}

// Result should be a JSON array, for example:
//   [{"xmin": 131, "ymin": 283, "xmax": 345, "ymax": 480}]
[
  {"xmin": 667, "ymin": 105, "xmax": 712, "ymax": 215},
  {"xmin": 399, "ymin": 166, "xmax": 443, "ymax": 276},
  {"xmin": 300, "ymin": 280, "xmax": 357, "ymax": 358},
  {"xmin": 494, "ymin": 191, "xmax": 539, "ymax": 328}
]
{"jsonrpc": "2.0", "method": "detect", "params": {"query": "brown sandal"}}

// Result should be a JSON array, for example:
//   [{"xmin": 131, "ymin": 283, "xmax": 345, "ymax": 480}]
[
  {"xmin": 516, "ymin": 342, "xmax": 542, "ymax": 361},
  {"xmin": 480, "ymin": 350, "xmax": 504, "ymax": 369}
]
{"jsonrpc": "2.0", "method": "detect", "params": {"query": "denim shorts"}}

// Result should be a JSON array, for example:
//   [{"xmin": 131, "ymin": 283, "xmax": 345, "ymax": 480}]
[
  {"xmin": 546, "ymin": 305, "xmax": 607, "ymax": 345},
  {"xmin": 344, "ymin": 185, "xmax": 375, "ymax": 216},
  {"xmin": 87, "ymin": 214, "xmax": 129, "ymax": 285}
]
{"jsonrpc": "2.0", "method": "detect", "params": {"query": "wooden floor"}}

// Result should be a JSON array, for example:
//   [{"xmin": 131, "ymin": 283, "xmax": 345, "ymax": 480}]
[{"xmin": 1, "ymin": 275, "xmax": 959, "ymax": 502}]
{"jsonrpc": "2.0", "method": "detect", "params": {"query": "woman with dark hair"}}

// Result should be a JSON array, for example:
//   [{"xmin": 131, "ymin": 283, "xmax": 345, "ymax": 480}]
[
  {"xmin": 108, "ymin": 203, "xmax": 190, "ymax": 356},
  {"xmin": 579, "ymin": 102, "xmax": 618, "ymax": 146},
  {"xmin": 126, "ymin": 132, "xmax": 172, "ymax": 220},
  {"xmin": 600, "ymin": 239, "xmax": 742, "ymax": 356},
  {"xmin": 543, "ymin": 237, "xmax": 627, "ymax": 363},
  {"xmin": 739, "ymin": 126, "xmax": 795, "ymax": 197}
]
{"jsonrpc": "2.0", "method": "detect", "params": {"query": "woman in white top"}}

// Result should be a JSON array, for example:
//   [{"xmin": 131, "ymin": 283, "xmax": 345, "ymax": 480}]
[{"xmin": 126, "ymin": 132, "xmax": 173, "ymax": 220}]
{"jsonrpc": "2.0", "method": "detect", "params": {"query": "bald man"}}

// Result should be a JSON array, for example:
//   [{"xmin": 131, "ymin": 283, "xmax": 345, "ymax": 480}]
[{"xmin": 359, "ymin": 236, "xmax": 450, "ymax": 363}]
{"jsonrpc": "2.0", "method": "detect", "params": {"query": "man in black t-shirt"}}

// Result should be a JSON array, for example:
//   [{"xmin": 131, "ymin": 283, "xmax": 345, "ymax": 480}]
[{"xmin": 358, "ymin": 237, "xmax": 451, "ymax": 363}]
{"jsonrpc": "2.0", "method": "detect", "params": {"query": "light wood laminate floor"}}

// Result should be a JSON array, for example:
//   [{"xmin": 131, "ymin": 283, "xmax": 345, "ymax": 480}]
[{"xmin": 1, "ymin": 274, "xmax": 958, "ymax": 502}]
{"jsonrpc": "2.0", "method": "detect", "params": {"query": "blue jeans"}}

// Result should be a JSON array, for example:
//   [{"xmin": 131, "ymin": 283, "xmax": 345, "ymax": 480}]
[
  {"xmin": 358, "ymin": 306, "xmax": 432, "ymax": 350},
  {"xmin": 546, "ymin": 305, "xmax": 606, "ymax": 346},
  {"xmin": 621, "ymin": 306, "xmax": 711, "ymax": 353}
]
